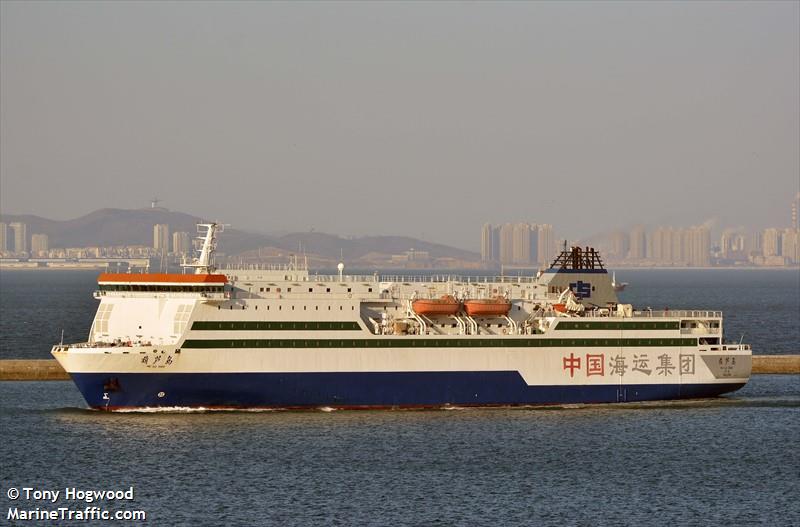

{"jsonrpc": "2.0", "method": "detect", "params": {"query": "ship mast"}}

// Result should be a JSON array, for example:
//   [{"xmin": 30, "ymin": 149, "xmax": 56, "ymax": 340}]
[{"xmin": 181, "ymin": 222, "xmax": 223, "ymax": 274}]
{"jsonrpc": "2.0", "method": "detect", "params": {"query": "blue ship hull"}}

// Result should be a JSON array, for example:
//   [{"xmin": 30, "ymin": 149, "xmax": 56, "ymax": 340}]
[{"xmin": 70, "ymin": 372, "xmax": 746, "ymax": 410}]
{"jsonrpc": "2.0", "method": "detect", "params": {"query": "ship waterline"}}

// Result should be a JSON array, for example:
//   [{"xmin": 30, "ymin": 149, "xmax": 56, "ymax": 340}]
[{"xmin": 52, "ymin": 223, "xmax": 752, "ymax": 410}]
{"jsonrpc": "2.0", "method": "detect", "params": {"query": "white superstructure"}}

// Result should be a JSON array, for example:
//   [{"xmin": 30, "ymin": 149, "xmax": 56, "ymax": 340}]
[{"xmin": 52, "ymin": 225, "xmax": 751, "ymax": 410}]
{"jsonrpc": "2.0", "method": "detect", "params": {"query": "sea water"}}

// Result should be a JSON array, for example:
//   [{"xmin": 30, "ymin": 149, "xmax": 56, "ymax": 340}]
[{"xmin": 1, "ymin": 269, "xmax": 798, "ymax": 525}]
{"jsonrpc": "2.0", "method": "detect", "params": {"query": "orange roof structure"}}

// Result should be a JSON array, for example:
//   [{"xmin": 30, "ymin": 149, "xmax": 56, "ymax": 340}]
[{"xmin": 97, "ymin": 273, "xmax": 227, "ymax": 284}]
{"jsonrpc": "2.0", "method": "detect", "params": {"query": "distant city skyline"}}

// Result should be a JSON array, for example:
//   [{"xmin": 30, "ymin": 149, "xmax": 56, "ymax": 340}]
[
  {"xmin": 2, "ymin": 201, "xmax": 798, "ymax": 267},
  {"xmin": 2, "ymin": 196, "xmax": 798, "ymax": 253},
  {"xmin": 1, "ymin": 2, "xmax": 798, "ymax": 250}
]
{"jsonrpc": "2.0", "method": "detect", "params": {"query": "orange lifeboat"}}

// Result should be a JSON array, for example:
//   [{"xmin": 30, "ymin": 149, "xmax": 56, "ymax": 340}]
[
  {"xmin": 412, "ymin": 295, "xmax": 460, "ymax": 316},
  {"xmin": 463, "ymin": 297, "xmax": 511, "ymax": 317}
]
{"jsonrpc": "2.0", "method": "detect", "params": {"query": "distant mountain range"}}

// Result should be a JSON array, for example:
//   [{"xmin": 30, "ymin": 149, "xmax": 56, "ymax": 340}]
[{"xmin": 0, "ymin": 208, "xmax": 479, "ymax": 262}]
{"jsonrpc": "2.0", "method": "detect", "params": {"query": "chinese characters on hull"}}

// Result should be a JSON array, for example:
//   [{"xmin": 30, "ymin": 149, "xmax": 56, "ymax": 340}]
[
  {"xmin": 141, "ymin": 353, "xmax": 174, "ymax": 369},
  {"xmin": 563, "ymin": 352, "xmax": 696, "ymax": 378}
]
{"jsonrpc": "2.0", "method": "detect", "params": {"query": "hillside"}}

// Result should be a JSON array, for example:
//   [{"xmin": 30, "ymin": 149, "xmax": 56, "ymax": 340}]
[{"xmin": 0, "ymin": 208, "xmax": 479, "ymax": 262}]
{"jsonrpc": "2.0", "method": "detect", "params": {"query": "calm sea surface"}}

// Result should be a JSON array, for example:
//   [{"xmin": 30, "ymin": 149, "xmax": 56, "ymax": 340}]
[{"xmin": 1, "ymin": 269, "xmax": 798, "ymax": 525}]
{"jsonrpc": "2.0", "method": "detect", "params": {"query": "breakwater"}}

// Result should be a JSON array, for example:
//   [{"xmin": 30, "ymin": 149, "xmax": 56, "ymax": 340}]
[
  {"xmin": 0, "ymin": 356, "xmax": 798, "ymax": 380},
  {"xmin": 751, "ymin": 355, "xmax": 800, "ymax": 374}
]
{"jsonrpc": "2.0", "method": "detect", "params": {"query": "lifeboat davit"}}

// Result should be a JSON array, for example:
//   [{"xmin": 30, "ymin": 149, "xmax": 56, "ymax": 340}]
[
  {"xmin": 463, "ymin": 297, "xmax": 512, "ymax": 317},
  {"xmin": 412, "ymin": 295, "xmax": 460, "ymax": 316}
]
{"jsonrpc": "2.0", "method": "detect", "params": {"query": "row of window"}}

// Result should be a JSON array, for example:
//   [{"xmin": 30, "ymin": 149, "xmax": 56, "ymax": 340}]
[
  {"xmin": 182, "ymin": 338, "xmax": 699, "ymax": 349},
  {"xmin": 99, "ymin": 284, "xmax": 224, "ymax": 293},
  {"xmin": 218, "ymin": 305, "xmax": 356, "ymax": 311},
  {"xmin": 556, "ymin": 321, "xmax": 680, "ymax": 331},
  {"xmin": 192, "ymin": 321, "xmax": 361, "ymax": 331},
  {"xmin": 257, "ymin": 286, "xmax": 372, "ymax": 293}
]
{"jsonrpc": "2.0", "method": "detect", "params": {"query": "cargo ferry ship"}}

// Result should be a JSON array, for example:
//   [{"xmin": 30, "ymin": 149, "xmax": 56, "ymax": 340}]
[{"xmin": 52, "ymin": 223, "xmax": 751, "ymax": 410}]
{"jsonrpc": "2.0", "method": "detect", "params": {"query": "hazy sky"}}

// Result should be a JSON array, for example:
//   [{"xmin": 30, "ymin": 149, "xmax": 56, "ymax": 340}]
[{"xmin": 1, "ymin": 1, "xmax": 798, "ymax": 249}]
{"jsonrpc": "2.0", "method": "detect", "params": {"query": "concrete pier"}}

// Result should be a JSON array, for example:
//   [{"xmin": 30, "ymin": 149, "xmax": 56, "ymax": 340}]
[
  {"xmin": 0, "ymin": 356, "xmax": 798, "ymax": 380},
  {"xmin": 751, "ymin": 355, "xmax": 800, "ymax": 374},
  {"xmin": 0, "ymin": 360, "xmax": 70, "ymax": 380}
]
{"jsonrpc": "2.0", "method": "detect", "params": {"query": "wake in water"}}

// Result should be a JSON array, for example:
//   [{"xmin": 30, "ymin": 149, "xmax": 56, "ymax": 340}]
[{"xmin": 31, "ymin": 392, "xmax": 800, "ymax": 415}]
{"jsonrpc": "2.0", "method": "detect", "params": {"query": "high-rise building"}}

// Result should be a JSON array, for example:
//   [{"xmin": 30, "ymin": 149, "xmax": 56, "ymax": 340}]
[
  {"xmin": 720, "ymin": 229, "xmax": 746, "ymax": 260},
  {"xmin": 610, "ymin": 231, "xmax": 629, "ymax": 260},
  {"xmin": 173, "ymin": 231, "xmax": 192, "ymax": 255},
  {"xmin": 744, "ymin": 230, "xmax": 762, "ymax": 258},
  {"xmin": 685, "ymin": 226, "xmax": 710, "ymax": 267},
  {"xmin": 650, "ymin": 227, "xmax": 674, "ymax": 263},
  {"xmin": 512, "ymin": 223, "xmax": 533, "ymax": 264},
  {"xmin": 10, "ymin": 222, "xmax": 27, "ymax": 254},
  {"xmin": 781, "ymin": 228, "xmax": 798, "ymax": 263},
  {"xmin": 628, "ymin": 226, "xmax": 646, "ymax": 260},
  {"xmin": 482, "ymin": 222, "xmax": 550, "ymax": 266},
  {"xmin": 480, "ymin": 224, "xmax": 499, "ymax": 262},
  {"xmin": 498, "ymin": 224, "xmax": 515, "ymax": 264},
  {"xmin": 30, "ymin": 233, "xmax": 49, "ymax": 256},
  {"xmin": 0, "ymin": 223, "xmax": 7, "ymax": 253},
  {"xmin": 720, "ymin": 230, "xmax": 735, "ymax": 259},
  {"xmin": 671, "ymin": 228, "xmax": 685, "ymax": 265},
  {"xmin": 153, "ymin": 224, "xmax": 170, "ymax": 253},
  {"xmin": 529, "ymin": 226, "xmax": 539, "ymax": 265},
  {"xmin": 537, "ymin": 224, "xmax": 555, "ymax": 266},
  {"xmin": 762, "ymin": 228, "xmax": 781, "ymax": 258}
]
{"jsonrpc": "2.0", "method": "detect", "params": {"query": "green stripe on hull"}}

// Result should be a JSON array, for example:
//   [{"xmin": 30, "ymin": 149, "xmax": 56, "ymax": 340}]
[
  {"xmin": 555, "ymin": 321, "xmax": 680, "ymax": 330},
  {"xmin": 181, "ymin": 338, "xmax": 698, "ymax": 349},
  {"xmin": 191, "ymin": 321, "xmax": 361, "ymax": 331}
]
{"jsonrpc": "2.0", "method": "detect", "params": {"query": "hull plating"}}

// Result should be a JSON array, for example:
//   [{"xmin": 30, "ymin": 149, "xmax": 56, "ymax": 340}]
[{"xmin": 70, "ymin": 371, "xmax": 747, "ymax": 411}]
